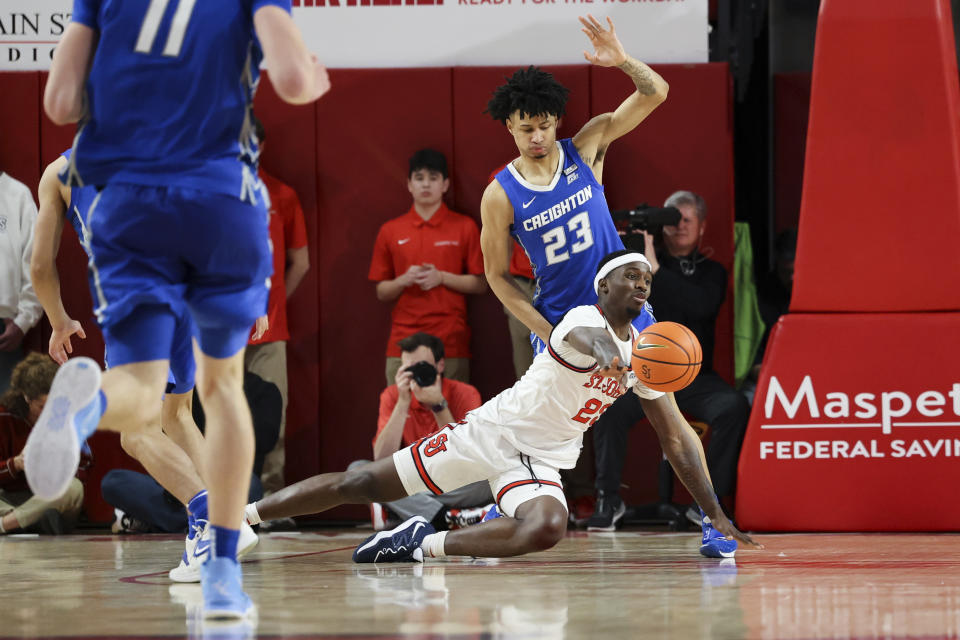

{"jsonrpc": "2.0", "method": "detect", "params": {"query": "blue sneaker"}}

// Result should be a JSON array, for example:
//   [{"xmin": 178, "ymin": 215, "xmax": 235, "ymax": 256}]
[
  {"xmin": 200, "ymin": 557, "xmax": 254, "ymax": 620},
  {"xmin": 481, "ymin": 504, "xmax": 501, "ymax": 523},
  {"xmin": 353, "ymin": 515, "xmax": 435, "ymax": 563},
  {"xmin": 24, "ymin": 357, "xmax": 102, "ymax": 500},
  {"xmin": 699, "ymin": 508, "xmax": 737, "ymax": 558}
]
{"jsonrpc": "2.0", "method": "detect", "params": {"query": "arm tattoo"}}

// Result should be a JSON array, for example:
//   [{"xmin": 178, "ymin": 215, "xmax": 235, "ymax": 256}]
[{"xmin": 618, "ymin": 56, "xmax": 658, "ymax": 96}]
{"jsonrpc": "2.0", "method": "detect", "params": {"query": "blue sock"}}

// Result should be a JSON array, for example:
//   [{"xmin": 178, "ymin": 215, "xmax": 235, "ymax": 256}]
[
  {"xmin": 211, "ymin": 525, "xmax": 240, "ymax": 563},
  {"xmin": 186, "ymin": 490, "xmax": 208, "ymax": 539},
  {"xmin": 74, "ymin": 390, "xmax": 106, "ymax": 441}
]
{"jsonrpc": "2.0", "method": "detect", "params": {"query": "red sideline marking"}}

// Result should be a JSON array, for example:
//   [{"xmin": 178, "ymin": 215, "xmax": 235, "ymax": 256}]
[{"xmin": 119, "ymin": 545, "xmax": 356, "ymax": 585}]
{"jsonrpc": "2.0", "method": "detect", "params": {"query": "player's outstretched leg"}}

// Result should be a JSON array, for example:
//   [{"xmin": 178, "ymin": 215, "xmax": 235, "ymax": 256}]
[
  {"xmin": 24, "ymin": 357, "xmax": 104, "ymax": 500},
  {"xmin": 699, "ymin": 507, "xmax": 737, "ymax": 558}
]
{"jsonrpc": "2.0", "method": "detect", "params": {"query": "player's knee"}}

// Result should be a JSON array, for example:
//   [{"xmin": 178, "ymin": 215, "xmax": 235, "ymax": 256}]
[
  {"xmin": 525, "ymin": 509, "xmax": 568, "ymax": 551},
  {"xmin": 195, "ymin": 372, "xmax": 243, "ymax": 408},
  {"xmin": 119, "ymin": 427, "xmax": 151, "ymax": 459},
  {"xmin": 335, "ymin": 468, "xmax": 379, "ymax": 502}
]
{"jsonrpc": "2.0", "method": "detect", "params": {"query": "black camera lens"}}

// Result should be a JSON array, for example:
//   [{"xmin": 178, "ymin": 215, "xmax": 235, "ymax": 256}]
[{"xmin": 405, "ymin": 361, "xmax": 438, "ymax": 387}]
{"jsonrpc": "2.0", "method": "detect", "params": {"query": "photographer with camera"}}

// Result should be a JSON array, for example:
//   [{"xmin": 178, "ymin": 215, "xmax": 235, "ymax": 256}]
[
  {"xmin": 357, "ymin": 332, "xmax": 493, "ymax": 531},
  {"xmin": 587, "ymin": 191, "xmax": 750, "ymax": 555}
]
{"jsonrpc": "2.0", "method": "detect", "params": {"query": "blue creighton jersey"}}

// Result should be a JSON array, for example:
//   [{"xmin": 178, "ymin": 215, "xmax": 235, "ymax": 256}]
[
  {"xmin": 497, "ymin": 138, "xmax": 640, "ymax": 325},
  {"xmin": 60, "ymin": 149, "xmax": 98, "ymax": 252},
  {"xmin": 64, "ymin": 0, "xmax": 288, "ymax": 199}
]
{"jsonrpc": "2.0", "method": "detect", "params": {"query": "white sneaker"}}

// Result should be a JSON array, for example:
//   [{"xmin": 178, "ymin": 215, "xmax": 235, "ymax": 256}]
[{"xmin": 169, "ymin": 520, "xmax": 259, "ymax": 583}]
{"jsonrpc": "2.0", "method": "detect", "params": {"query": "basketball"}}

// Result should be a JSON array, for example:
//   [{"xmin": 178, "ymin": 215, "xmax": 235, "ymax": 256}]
[{"xmin": 631, "ymin": 321, "xmax": 702, "ymax": 392}]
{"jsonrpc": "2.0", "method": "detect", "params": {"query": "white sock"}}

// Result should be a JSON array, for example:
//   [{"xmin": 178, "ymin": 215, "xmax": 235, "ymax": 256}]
[
  {"xmin": 244, "ymin": 502, "xmax": 262, "ymax": 526},
  {"xmin": 421, "ymin": 531, "xmax": 448, "ymax": 558}
]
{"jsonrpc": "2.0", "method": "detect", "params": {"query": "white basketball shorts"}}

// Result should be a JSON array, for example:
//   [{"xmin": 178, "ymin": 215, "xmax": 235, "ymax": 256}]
[{"xmin": 392, "ymin": 418, "xmax": 567, "ymax": 518}]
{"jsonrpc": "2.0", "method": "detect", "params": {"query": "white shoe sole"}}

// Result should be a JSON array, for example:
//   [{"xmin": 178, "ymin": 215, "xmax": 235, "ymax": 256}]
[
  {"xmin": 170, "ymin": 522, "xmax": 260, "ymax": 583},
  {"xmin": 24, "ymin": 357, "xmax": 101, "ymax": 500}
]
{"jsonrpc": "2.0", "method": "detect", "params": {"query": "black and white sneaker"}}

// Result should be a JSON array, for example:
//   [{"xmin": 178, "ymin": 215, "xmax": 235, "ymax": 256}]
[
  {"xmin": 353, "ymin": 516, "xmax": 435, "ymax": 563},
  {"xmin": 586, "ymin": 494, "xmax": 625, "ymax": 532}
]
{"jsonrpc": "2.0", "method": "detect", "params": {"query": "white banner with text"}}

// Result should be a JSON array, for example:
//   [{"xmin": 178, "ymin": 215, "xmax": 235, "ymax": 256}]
[{"xmin": 1, "ymin": 0, "xmax": 706, "ymax": 71}]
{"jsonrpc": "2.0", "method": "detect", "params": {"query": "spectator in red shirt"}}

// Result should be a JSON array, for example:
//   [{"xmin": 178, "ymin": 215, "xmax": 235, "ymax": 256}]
[
  {"xmin": 246, "ymin": 117, "xmax": 310, "ymax": 496},
  {"xmin": 354, "ymin": 332, "xmax": 493, "ymax": 530},
  {"xmin": 0, "ymin": 352, "xmax": 86, "ymax": 534},
  {"xmin": 369, "ymin": 149, "xmax": 486, "ymax": 384},
  {"xmin": 488, "ymin": 166, "xmax": 536, "ymax": 379}
]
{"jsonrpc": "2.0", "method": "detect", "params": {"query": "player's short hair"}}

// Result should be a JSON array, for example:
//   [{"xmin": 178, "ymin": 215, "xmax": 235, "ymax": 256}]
[
  {"xmin": 664, "ymin": 190, "xmax": 707, "ymax": 221},
  {"xmin": 0, "ymin": 352, "xmax": 58, "ymax": 421},
  {"xmin": 252, "ymin": 114, "xmax": 266, "ymax": 145},
  {"xmin": 408, "ymin": 149, "xmax": 448, "ymax": 179},
  {"xmin": 398, "ymin": 332, "xmax": 445, "ymax": 362},
  {"xmin": 486, "ymin": 66, "xmax": 570, "ymax": 123}
]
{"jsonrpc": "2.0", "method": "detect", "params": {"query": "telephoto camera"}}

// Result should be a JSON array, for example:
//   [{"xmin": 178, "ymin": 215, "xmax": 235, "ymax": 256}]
[
  {"xmin": 405, "ymin": 361, "xmax": 438, "ymax": 387},
  {"xmin": 610, "ymin": 204, "xmax": 682, "ymax": 253}
]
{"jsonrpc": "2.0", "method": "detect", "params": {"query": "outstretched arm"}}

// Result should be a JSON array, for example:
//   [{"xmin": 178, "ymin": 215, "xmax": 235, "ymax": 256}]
[
  {"xmin": 480, "ymin": 181, "xmax": 552, "ymax": 343},
  {"xmin": 640, "ymin": 394, "xmax": 762, "ymax": 549},
  {"xmin": 31, "ymin": 158, "xmax": 86, "ymax": 364},
  {"xmin": 572, "ymin": 15, "xmax": 669, "ymax": 182}
]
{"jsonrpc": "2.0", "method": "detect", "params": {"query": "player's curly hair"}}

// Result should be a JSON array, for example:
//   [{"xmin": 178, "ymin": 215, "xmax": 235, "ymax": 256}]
[
  {"xmin": 486, "ymin": 66, "xmax": 570, "ymax": 123},
  {"xmin": 0, "ymin": 352, "xmax": 59, "ymax": 421}
]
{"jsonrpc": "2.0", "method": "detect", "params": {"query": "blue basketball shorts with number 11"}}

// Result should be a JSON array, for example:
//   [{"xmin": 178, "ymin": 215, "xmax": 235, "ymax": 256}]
[{"xmin": 87, "ymin": 183, "xmax": 272, "ymax": 365}]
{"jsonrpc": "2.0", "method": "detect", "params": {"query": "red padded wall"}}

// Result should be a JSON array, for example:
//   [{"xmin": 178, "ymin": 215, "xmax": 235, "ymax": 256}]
[
  {"xmin": 792, "ymin": 0, "xmax": 960, "ymax": 312},
  {"xmin": 591, "ymin": 63, "xmax": 736, "ymax": 383},
  {"xmin": 773, "ymin": 72, "xmax": 811, "ymax": 234},
  {"xmin": 0, "ymin": 72, "xmax": 41, "ymax": 199}
]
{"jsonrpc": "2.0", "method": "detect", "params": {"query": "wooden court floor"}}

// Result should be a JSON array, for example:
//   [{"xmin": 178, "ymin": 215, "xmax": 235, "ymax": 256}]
[{"xmin": 2, "ymin": 528, "xmax": 959, "ymax": 639}]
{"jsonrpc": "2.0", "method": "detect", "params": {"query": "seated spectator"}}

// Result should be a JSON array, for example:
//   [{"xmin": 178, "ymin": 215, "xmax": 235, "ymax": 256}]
[
  {"xmin": 354, "ymin": 332, "xmax": 493, "ymax": 530},
  {"xmin": 101, "ymin": 371, "xmax": 281, "ymax": 533},
  {"xmin": 0, "ymin": 172, "xmax": 43, "ymax": 393},
  {"xmin": 369, "ymin": 149, "xmax": 486, "ymax": 384},
  {"xmin": 0, "ymin": 353, "xmax": 88, "ymax": 534},
  {"xmin": 587, "ymin": 190, "xmax": 750, "ymax": 533},
  {"xmin": 743, "ymin": 228, "xmax": 797, "ymax": 403}
]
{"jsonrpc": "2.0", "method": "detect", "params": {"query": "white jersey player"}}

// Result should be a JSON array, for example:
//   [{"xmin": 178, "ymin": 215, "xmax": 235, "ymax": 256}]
[{"xmin": 244, "ymin": 251, "xmax": 760, "ymax": 562}]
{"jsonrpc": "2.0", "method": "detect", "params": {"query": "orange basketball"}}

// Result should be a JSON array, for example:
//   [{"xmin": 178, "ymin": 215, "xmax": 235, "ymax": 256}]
[{"xmin": 631, "ymin": 321, "xmax": 702, "ymax": 393}]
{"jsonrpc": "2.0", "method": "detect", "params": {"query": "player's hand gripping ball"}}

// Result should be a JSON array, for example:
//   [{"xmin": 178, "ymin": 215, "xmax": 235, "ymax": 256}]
[{"xmin": 631, "ymin": 321, "xmax": 702, "ymax": 392}]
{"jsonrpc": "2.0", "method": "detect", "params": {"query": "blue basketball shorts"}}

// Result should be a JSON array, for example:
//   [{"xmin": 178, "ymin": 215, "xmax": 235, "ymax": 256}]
[
  {"xmin": 86, "ymin": 183, "xmax": 271, "ymax": 363},
  {"xmin": 101, "ymin": 308, "xmax": 197, "ymax": 395}
]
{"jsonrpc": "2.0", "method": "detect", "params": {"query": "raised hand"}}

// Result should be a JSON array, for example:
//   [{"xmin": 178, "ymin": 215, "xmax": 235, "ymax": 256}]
[{"xmin": 580, "ymin": 14, "xmax": 627, "ymax": 68}]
